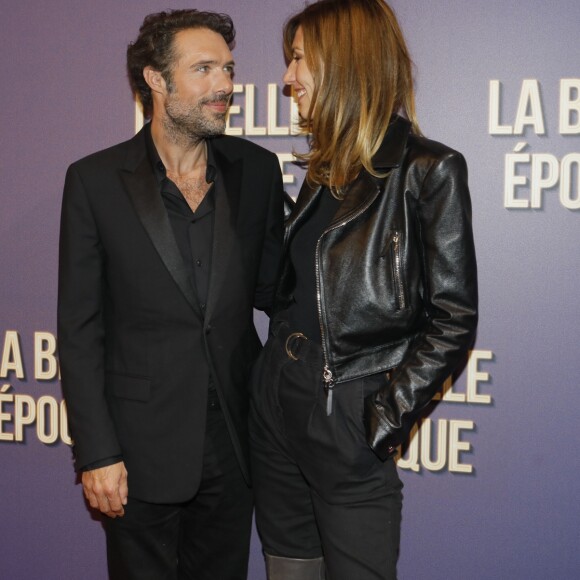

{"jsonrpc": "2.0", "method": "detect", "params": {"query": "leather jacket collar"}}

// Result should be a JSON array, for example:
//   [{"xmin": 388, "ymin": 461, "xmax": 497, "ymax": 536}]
[{"xmin": 286, "ymin": 115, "xmax": 412, "ymax": 242}]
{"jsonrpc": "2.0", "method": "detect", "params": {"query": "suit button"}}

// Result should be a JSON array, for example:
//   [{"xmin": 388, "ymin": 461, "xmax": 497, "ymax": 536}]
[{"xmin": 205, "ymin": 325, "xmax": 212, "ymax": 334}]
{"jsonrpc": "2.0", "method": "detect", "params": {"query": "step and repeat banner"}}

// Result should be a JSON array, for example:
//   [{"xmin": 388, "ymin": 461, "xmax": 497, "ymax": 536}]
[{"xmin": 1, "ymin": 1, "xmax": 578, "ymax": 578}]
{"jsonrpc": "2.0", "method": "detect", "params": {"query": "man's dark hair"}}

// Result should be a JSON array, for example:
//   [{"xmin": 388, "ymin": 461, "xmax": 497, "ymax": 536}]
[{"xmin": 127, "ymin": 9, "xmax": 235, "ymax": 118}]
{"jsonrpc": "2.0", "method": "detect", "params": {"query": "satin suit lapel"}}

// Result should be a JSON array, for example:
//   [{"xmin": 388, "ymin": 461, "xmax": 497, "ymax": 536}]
[{"xmin": 119, "ymin": 131, "xmax": 201, "ymax": 316}]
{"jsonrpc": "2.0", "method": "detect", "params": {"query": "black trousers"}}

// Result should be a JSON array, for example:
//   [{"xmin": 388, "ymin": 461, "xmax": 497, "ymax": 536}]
[
  {"xmin": 104, "ymin": 390, "xmax": 253, "ymax": 580},
  {"xmin": 250, "ymin": 323, "xmax": 403, "ymax": 580}
]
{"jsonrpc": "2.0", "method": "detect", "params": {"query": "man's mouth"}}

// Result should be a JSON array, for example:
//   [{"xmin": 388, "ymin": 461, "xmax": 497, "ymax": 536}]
[{"xmin": 204, "ymin": 96, "xmax": 231, "ymax": 113}]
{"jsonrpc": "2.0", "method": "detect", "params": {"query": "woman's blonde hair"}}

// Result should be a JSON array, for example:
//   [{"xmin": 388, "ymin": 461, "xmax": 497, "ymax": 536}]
[{"xmin": 283, "ymin": 0, "xmax": 420, "ymax": 189}]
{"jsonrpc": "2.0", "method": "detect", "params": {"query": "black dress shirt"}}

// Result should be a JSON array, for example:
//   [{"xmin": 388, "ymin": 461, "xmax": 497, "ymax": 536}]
[{"xmin": 145, "ymin": 123, "xmax": 216, "ymax": 313}]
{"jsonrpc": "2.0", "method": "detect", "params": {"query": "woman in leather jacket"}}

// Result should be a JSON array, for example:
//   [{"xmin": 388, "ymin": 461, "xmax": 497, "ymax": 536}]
[{"xmin": 250, "ymin": 1, "xmax": 478, "ymax": 579}]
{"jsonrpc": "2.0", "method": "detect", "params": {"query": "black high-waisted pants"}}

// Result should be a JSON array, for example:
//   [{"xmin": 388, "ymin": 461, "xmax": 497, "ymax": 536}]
[{"xmin": 250, "ymin": 321, "xmax": 403, "ymax": 580}]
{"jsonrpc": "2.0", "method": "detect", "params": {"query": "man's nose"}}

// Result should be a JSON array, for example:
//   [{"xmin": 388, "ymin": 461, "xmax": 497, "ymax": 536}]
[{"xmin": 214, "ymin": 69, "xmax": 234, "ymax": 95}]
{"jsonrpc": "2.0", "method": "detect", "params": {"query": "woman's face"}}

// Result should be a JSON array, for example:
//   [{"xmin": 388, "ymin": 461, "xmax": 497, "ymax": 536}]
[{"xmin": 283, "ymin": 26, "xmax": 315, "ymax": 120}]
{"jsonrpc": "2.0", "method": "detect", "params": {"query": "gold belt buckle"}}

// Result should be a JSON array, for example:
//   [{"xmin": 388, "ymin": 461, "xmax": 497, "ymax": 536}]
[{"xmin": 285, "ymin": 332, "xmax": 308, "ymax": 360}]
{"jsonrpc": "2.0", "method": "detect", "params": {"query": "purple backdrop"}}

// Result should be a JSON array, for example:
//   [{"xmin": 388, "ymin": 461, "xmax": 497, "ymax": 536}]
[{"xmin": 1, "ymin": 1, "xmax": 579, "ymax": 578}]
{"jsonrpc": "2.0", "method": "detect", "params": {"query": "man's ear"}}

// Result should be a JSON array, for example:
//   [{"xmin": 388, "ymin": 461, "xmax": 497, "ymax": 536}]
[{"xmin": 143, "ymin": 66, "xmax": 166, "ymax": 96}]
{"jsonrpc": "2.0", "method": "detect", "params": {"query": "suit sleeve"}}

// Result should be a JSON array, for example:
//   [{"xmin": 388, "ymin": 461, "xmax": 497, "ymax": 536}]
[
  {"xmin": 253, "ymin": 153, "xmax": 285, "ymax": 314},
  {"xmin": 58, "ymin": 163, "xmax": 122, "ymax": 470},
  {"xmin": 364, "ymin": 152, "xmax": 478, "ymax": 459}
]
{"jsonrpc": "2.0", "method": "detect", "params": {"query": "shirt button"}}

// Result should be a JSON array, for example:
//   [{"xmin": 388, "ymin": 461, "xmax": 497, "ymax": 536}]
[{"xmin": 196, "ymin": 260, "xmax": 202, "ymax": 266}]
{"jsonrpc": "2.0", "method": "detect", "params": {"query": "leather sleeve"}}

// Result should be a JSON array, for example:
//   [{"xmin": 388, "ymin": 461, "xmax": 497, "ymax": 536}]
[{"xmin": 364, "ymin": 151, "xmax": 478, "ymax": 460}]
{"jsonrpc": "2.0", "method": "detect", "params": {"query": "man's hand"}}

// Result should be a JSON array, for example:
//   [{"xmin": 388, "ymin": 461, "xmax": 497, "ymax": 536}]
[{"xmin": 82, "ymin": 461, "xmax": 128, "ymax": 518}]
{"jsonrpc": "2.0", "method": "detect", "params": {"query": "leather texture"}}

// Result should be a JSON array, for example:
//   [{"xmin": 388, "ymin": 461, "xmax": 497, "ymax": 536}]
[
  {"xmin": 265, "ymin": 554, "xmax": 326, "ymax": 580},
  {"xmin": 273, "ymin": 115, "xmax": 478, "ymax": 460}
]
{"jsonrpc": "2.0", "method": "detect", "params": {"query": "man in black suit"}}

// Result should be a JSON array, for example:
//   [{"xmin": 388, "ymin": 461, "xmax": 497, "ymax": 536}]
[{"xmin": 58, "ymin": 10, "xmax": 283, "ymax": 579}]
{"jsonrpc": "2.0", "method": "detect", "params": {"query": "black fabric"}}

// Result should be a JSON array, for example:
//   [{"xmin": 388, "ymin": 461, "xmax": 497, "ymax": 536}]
[
  {"xmin": 250, "ymin": 323, "xmax": 403, "ymax": 579},
  {"xmin": 159, "ymin": 182, "xmax": 214, "ymax": 313},
  {"xmin": 273, "ymin": 115, "xmax": 478, "ymax": 457},
  {"xmin": 286, "ymin": 187, "xmax": 340, "ymax": 344},
  {"xmin": 104, "ymin": 398, "xmax": 253, "ymax": 580},
  {"xmin": 58, "ymin": 125, "xmax": 284, "ymax": 499},
  {"xmin": 145, "ymin": 123, "xmax": 215, "ymax": 312},
  {"xmin": 83, "ymin": 131, "xmax": 219, "ymax": 473}
]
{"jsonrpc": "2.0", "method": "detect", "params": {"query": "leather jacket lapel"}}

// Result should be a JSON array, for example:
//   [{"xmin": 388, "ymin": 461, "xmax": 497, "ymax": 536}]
[
  {"xmin": 329, "ymin": 114, "xmax": 411, "ymax": 225},
  {"xmin": 329, "ymin": 171, "xmax": 382, "ymax": 226},
  {"xmin": 286, "ymin": 116, "xmax": 411, "ymax": 238},
  {"xmin": 120, "ymin": 141, "xmax": 200, "ymax": 315}
]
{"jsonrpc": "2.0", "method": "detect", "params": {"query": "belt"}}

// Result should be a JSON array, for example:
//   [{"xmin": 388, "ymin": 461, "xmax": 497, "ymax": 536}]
[
  {"xmin": 275, "ymin": 325, "xmax": 334, "ymax": 415},
  {"xmin": 272, "ymin": 320, "xmax": 322, "ymax": 362},
  {"xmin": 284, "ymin": 331, "xmax": 308, "ymax": 360}
]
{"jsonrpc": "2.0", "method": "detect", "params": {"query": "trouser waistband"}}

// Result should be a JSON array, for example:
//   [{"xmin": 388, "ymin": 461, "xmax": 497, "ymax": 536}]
[
  {"xmin": 271, "ymin": 320, "xmax": 324, "ymax": 366},
  {"xmin": 271, "ymin": 319, "xmax": 337, "ymax": 414}
]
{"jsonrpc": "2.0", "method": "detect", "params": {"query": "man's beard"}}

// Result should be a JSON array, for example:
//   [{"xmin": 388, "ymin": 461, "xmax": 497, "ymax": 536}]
[{"xmin": 163, "ymin": 92, "xmax": 230, "ymax": 146}]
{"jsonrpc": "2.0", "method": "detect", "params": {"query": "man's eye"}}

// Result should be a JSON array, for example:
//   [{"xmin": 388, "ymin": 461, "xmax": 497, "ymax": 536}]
[
  {"xmin": 224, "ymin": 66, "xmax": 234, "ymax": 75},
  {"xmin": 196, "ymin": 66, "xmax": 209, "ymax": 73}
]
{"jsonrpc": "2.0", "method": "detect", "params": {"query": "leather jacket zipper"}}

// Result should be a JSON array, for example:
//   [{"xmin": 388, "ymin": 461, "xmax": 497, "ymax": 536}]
[
  {"xmin": 315, "ymin": 233, "xmax": 335, "ymax": 415},
  {"xmin": 392, "ymin": 232, "xmax": 406, "ymax": 309},
  {"xmin": 315, "ymin": 185, "xmax": 380, "ymax": 414}
]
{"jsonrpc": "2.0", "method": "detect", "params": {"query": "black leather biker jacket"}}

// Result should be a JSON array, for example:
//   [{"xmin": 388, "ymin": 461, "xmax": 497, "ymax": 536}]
[{"xmin": 272, "ymin": 115, "xmax": 478, "ymax": 460}]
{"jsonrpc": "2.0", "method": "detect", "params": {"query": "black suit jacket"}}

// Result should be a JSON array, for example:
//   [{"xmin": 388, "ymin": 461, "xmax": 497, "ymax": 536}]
[{"xmin": 58, "ymin": 127, "xmax": 283, "ymax": 503}]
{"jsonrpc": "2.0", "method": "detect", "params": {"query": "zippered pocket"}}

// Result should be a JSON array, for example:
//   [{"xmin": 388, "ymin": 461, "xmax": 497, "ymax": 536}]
[{"xmin": 389, "ymin": 231, "xmax": 407, "ymax": 310}]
